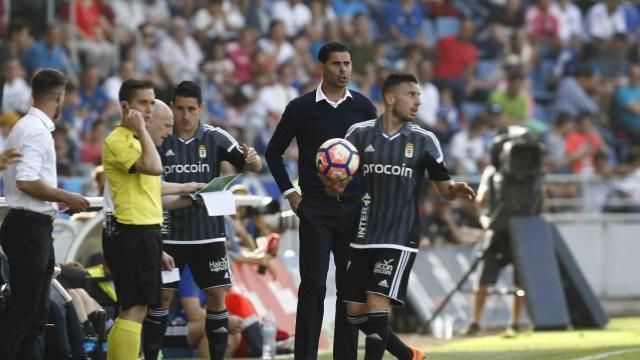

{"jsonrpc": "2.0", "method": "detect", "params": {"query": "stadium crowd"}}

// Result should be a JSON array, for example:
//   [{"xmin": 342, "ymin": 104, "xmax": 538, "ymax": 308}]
[{"xmin": 2, "ymin": 0, "xmax": 640, "ymax": 225}]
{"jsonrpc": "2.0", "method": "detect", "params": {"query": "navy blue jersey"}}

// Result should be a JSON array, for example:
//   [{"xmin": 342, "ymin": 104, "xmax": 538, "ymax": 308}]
[
  {"xmin": 158, "ymin": 123, "xmax": 245, "ymax": 243},
  {"xmin": 346, "ymin": 118, "xmax": 450, "ymax": 252}
]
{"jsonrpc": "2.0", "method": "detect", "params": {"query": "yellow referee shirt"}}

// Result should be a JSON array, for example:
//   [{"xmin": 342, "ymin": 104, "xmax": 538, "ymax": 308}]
[{"xmin": 103, "ymin": 126, "xmax": 162, "ymax": 225}]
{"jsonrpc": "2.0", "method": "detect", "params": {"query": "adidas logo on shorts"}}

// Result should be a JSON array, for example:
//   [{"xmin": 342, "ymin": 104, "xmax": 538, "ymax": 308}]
[{"xmin": 378, "ymin": 279, "xmax": 389, "ymax": 288}]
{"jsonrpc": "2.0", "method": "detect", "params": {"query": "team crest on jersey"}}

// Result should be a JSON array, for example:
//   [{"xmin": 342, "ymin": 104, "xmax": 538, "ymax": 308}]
[
  {"xmin": 199, "ymin": 144, "xmax": 207, "ymax": 158},
  {"xmin": 405, "ymin": 143, "xmax": 414, "ymax": 158}
]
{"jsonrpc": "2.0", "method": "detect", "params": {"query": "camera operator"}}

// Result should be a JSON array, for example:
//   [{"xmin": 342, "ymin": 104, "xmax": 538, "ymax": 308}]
[{"xmin": 462, "ymin": 127, "xmax": 543, "ymax": 336}]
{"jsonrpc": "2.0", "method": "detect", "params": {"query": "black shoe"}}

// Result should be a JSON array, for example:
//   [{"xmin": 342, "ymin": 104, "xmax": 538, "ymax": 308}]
[{"xmin": 460, "ymin": 322, "xmax": 481, "ymax": 336}]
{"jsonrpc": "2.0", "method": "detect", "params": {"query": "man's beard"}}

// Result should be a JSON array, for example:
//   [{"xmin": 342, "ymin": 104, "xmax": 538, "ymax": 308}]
[{"xmin": 52, "ymin": 103, "xmax": 61, "ymax": 120}]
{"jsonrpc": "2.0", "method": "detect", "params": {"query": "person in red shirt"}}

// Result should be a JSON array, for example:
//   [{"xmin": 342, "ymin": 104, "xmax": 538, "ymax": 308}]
[
  {"xmin": 565, "ymin": 113, "xmax": 605, "ymax": 174},
  {"xmin": 524, "ymin": 0, "xmax": 560, "ymax": 41},
  {"xmin": 433, "ymin": 18, "xmax": 478, "ymax": 107}
]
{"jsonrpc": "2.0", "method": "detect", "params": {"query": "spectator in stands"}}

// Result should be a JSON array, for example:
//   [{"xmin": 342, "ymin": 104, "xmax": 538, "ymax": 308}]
[
  {"xmin": 1, "ymin": 57, "xmax": 31, "ymax": 114},
  {"xmin": 307, "ymin": 0, "xmax": 337, "ymax": 40},
  {"xmin": 433, "ymin": 18, "xmax": 479, "ymax": 107},
  {"xmin": 255, "ymin": 62, "xmax": 299, "ymax": 130},
  {"xmin": 586, "ymin": 0, "xmax": 626, "ymax": 41},
  {"xmin": 111, "ymin": 0, "xmax": 146, "ymax": 37},
  {"xmin": 0, "ymin": 19, "xmax": 32, "ymax": 67},
  {"xmin": 258, "ymin": 20, "xmax": 295, "ymax": 66},
  {"xmin": 78, "ymin": 65, "xmax": 118, "ymax": 135},
  {"xmin": 416, "ymin": 58, "xmax": 440, "ymax": 129},
  {"xmin": 21, "ymin": 23, "xmax": 74, "ymax": 76},
  {"xmin": 565, "ymin": 112, "xmax": 605, "ymax": 174},
  {"xmin": 383, "ymin": 0, "xmax": 425, "ymax": 45},
  {"xmin": 104, "ymin": 60, "xmax": 137, "ymax": 102},
  {"xmin": 420, "ymin": 196, "xmax": 482, "ymax": 247},
  {"xmin": 449, "ymin": 115, "xmax": 490, "ymax": 175},
  {"xmin": 245, "ymin": 0, "xmax": 271, "ymax": 34},
  {"xmin": 488, "ymin": 68, "xmax": 529, "ymax": 125},
  {"xmin": 524, "ymin": 0, "xmax": 560, "ymax": 43},
  {"xmin": 487, "ymin": 0, "xmax": 525, "ymax": 36},
  {"xmin": 157, "ymin": 17, "xmax": 204, "ymax": 85},
  {"xmin": 142, "ymin": 0, "xmax": 171, "ymax": 26},
  {"xmin": 553, "ymin": 64, "xmax": 599, "ymax": 117},
  {"xmin": 549, "ymin": 0, "xmax": 584, "ymax": 44},
  {"xmin": 191, "ymin": 0, "xmax": 233, "ymax": 42},
  {"xmin": 343, "ymin": 13, "xmax": 374, "ymax": 83},
  {"xmin": 271, "ymin": 0, "xmax": 312, "ymax": 37},
  {"xmin": 53, "ymin": 126, "xmax": 77, "ymax": 177},
  {"xmin": 614, "ymin": 63, "xmax": 640, "ymax": 142},
  {"xmin": 228, "ymin": 27, "xmax": 259, "ymax": 84},
  {"xmin": 503, "ymin": 29, "xmax": 536, "ymax": 73},
  {"xmin": 545, "ymin": 112, "xmax": 575, "ymax": 173},
  {"xmin": 80, "ymin": 120, "xmax": 105, "ymax": 165}
]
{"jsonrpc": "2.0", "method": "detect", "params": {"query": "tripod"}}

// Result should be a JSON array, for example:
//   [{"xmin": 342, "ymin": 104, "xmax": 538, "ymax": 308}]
[{"xmin": 421, "ymin": 247, "xmax": 484, "ymax": 330}]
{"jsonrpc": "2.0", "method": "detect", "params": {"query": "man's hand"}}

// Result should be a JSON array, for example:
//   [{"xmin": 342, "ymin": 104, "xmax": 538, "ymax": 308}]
[
  {"xmin": 242, "ymin": 143, "xmax": 262, "ymax": 172},
  {"xmin": 181, "ymin": 182, "xmax": 207, "ymax": 193},
  {"xmin": 285, "ymin": 191, "xmax": 302, "ymax": 215},
  {"xmin": 448, "ymin": 182, "xmax": 476, "ymax": 200},
  {"xmin": 161, "ymin": 251, "xmax": 175, "ymax": 271},
  {"xmin": 0, "ymin": 148, "xmax": 21, "ymax": 172},
  {"xmin": 123, "ymin": 109, "xmax": 146, "ymax": 135},
  {"xmin": 318, "ymin": 173, "xmax": 352, "ymax": 197},
  {"xmin": 228, "ymin": 315, "xmax": 244, "ymax": 334},
  {"xmin": 62, "ymin": 193, "xmax": 90, "ymax": 213}
]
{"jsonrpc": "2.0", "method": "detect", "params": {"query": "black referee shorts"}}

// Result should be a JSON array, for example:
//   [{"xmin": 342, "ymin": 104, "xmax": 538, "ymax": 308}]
[
  {"xmin": 344, "ymin": 247, "xmax": 416, "ymax": 307},
  {"xmin": 103, "ymin": 222, "xmax": 163, "ymax": 310},
  {"xmin": 162, "ymin": 241, "xmax": 231, "ymax": 291}
]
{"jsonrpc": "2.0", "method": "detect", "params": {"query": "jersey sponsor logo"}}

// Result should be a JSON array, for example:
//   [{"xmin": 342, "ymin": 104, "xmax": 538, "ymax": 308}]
[
  {"xmin": 362, "ymin": 163, "xmax": 413, "ymax": 178},
  {"xmin": 357, "ymin": 193, "xmax": 371, "ymax": 238},
  {"xmin": 373, "ymin": 258, "xmax": 394, "ymax": 276},
  {"xmin": 405, "ymin": 143, "xmax": 414, "ymax": 158},
  {"xmin": 164, "ymin": 162, "xmax": 210, "ymax": 174},
  {"xmin": 209, "ymin": 257, "xmax": 229, "ymax": 272},
  {"xmin": 365, "ymin": 144, "xmax": 375, "ymax": 152},
  {"xmin": 378, "ymin": 279, "xmax": 389, "ymax": 288},
  {"xmin": 199, "ymin": 144, "xmax": 207, "ymax": 158},
  {"xmin": 165, "ymin": 149, "xmax": 175, "ymax": 156}
]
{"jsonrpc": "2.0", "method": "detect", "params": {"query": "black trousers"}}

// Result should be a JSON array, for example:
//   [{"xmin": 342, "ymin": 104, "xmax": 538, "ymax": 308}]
[
  {"xmin": 0, "ymin": 209, "xmax": 54, "ymax": 360},
  {"xmin": 295, "ymin": 193, "xmax": 360, "ymax": 360}
]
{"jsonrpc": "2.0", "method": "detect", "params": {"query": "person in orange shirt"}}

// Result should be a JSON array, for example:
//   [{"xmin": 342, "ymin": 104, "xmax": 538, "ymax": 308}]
[{"xmin": 565, "ymin": 113, "xmax": 604, "ymax": 174}]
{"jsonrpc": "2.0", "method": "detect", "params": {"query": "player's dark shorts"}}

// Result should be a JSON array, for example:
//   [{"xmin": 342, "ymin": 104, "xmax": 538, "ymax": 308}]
[
  {"xmin": 343, "ymin": 247, "xmax": 416, "ymax": 307},
  {"xmin": 102, "ymin": 222, "xmax": 163, "ymax": 310},
  {"xmin": 477, "ymin": 229, "xmax": 520, "ymax": 286},
  {"xmin": 162, "ymin": 241, "xmax": 231, "ymax": 290}
]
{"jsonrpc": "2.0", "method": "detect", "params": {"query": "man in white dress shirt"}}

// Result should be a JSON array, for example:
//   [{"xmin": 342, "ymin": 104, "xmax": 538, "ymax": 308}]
[{"xmin": 0, "ymin": 68, "xmax": 89, "ymax": 360}]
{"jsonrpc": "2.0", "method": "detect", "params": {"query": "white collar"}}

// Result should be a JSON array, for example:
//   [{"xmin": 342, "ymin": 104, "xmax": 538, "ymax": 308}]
[
  {"xmin": 28, "ymin": 107, "xmax": 56, "ymax": 132},
  {"xmin": 315, "ymin": 82, "xmax": 352, "ymax": 108}
]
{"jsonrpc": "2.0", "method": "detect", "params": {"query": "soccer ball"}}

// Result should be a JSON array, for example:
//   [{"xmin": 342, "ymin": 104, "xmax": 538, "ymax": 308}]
[{"xmin": 316, "ymin": 138, "xmax": 360, "ymax": 181}]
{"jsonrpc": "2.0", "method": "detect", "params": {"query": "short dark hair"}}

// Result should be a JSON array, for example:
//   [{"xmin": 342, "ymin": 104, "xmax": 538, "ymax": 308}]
[
  {"xmin": 119, "ymin": 78, "xmax": 154, "ymax": 103},
  {"xmin": 172, "ymin": 81, "xmax": 202, "ymax": 104},
  {"xmin": 8, "ymin": 18, "xmax": 29, "ymax": 38},
  {"xmin": 382, "ymin": 73, "xmax": 418, "ymax": 95},
  {"xmin": 317, "ymin": 41, "xmax": 352, "ymax": 63},
  {"xmin": 31, "ymin": 69, "xmax": 66, "ymax": 100}
]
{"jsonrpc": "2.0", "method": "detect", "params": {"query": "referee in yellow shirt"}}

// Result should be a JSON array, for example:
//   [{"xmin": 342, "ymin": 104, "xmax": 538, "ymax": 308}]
[{"xmin": 102, "ymin": 79, "xmax": 171, "ymax": 360}]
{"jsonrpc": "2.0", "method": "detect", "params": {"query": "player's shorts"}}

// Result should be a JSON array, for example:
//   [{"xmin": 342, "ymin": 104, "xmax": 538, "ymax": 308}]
[
  {"xmin": 103, "ymin": 221, "xmax": 163, "ymax": 310},
  {"xmin": 163, "ymin": 241, "xmax": 231, "ymax": 290},
  {"xmin": 477, "ymin": 229, "xmax": 520, "ymax": 286},
  {"xmin": 343, "ymin": 247, "xmax": 416, "ymax": 306}
]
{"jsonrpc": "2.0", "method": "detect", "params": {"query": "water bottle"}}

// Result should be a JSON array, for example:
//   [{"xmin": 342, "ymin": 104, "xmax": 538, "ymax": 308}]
[{"xmin": 261, "ymin": 312, "xmax": 277, "ymax": 359}]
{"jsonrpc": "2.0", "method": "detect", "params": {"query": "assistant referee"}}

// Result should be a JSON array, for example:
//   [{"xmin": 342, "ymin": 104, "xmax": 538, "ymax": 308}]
[{"xmin": 265, "ymin": 41, "xmax": 377, "ymax": 359}]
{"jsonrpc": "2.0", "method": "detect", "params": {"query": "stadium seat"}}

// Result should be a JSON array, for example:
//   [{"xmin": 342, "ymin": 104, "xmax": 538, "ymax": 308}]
[
  {"xmin": 423, "ymin": 19, "xmax": 436, "ymax": 47},
  {"xmin": 59, "ymin": 177, "xmax": 85, "ymax": 194},
  {"xmin": 435, "ymin": 17, "xmax": 461, "ymax": 40},
  {"xmin": 476, "ymin": 59, "xmax": 501, "ymax": 81}
]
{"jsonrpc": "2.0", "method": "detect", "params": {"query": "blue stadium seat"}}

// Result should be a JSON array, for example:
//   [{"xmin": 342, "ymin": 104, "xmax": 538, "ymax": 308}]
[
  {"xmin": 435, "ymin": 17, "xmax": 460, "ymax": 40},
  {"xmin": 476, "ymin": 59, "xmax": 501, "ymax": 81},
  {"xmin": 423, "ymin": 19, "xmax": 436, "ymax": 47},
  {"xmin": 59, "ymin": 177, "xmax": 85, "ymax": 194}
]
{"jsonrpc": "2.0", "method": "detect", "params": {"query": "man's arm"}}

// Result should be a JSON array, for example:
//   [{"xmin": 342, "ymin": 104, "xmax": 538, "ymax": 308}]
[
  {"xmin": 17, "ymin": 180, "xmax": 89, "ymax": 212},
  {"xmin": 126, "ymin": 110, "xmax": 163, "ymax": 175}
]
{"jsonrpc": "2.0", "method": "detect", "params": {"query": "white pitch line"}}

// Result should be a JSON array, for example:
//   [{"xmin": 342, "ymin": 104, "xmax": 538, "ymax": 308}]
[{"xmin": 572, "ymin": 348, "xmax": 640, "ymax": 360}]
